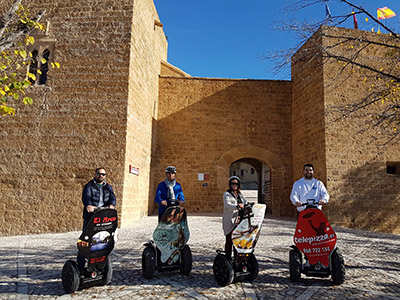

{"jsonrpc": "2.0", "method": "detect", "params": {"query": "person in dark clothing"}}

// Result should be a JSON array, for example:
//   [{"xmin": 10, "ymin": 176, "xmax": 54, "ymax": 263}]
[
  {"xmin": 81, "ymin": 167, "xmax": 116, "ymax": 227},
  {"xmin": 77, "ymin": 167, "xmax": 116, "ymax": 271}
]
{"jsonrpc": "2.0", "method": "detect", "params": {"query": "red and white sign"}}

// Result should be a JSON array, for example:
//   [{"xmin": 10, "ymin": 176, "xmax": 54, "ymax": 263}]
[
  {"xmin": 129, "ymin": 165, "xmax": 139, "ymax": 175},
  {"xmin": 293, "ymin": 208, "xmax": 337, "ymax": 267}
]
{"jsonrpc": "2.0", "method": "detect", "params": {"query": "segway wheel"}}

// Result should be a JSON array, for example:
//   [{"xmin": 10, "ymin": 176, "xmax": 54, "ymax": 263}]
[
  {"xmin": 180, "ymin": 245, "xmax": 192, "ymax": 275},
  {"xmin": 289, "ymin": 249, "xmax": 301, "ymax": 282},
  {"xmin": 61, "ymin": 260, "xmax": 80, "ymax": 293},
  {"xmin": 331, "ymin": 249, "xmax": 345, "ymax": 285},
  {"xmin": 213, "ymin": 254, "xmax": 234, "ymax": 287},
  {"xmin": 101, "ymin": 257, "xmax": 113, "ymax": 285},
  {"xmin": 246, "ymin": 253, "xmax": 259, "ymax": 282},
  {"xmin": 142, "ymin": 246, "xmax": 156, "ymax": 279}
]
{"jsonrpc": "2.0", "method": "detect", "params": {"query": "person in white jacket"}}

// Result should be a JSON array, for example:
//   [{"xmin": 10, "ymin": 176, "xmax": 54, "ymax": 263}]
[
  {"xmin": 290, "ymin": 163, "xmax": 329, "ymax": 215},
  {"xmin": 223, "ymin": 176, "xmax": 246, "ymax": 260}
]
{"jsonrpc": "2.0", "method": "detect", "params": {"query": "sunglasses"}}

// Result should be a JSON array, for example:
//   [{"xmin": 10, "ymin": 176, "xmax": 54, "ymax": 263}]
[
  {"xmin": 230, "ymin": 182, "xmax": 239, "ymax": 186},
  {"xmin": 97, "ymin": 173, "xmax": 106, "ymax": 176}
]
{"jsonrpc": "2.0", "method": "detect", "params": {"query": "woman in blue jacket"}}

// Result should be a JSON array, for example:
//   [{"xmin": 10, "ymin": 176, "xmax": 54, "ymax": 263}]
[{"xmin": 154, "ymin": 166, "xmax": 185, "ymax": 222}]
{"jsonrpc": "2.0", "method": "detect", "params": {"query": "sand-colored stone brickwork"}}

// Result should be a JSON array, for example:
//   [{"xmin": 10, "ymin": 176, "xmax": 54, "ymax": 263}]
[
  {"xmin": 0, "ymin": 2, "xmax": 398, "ymax": 236},
  {"xmin": 153, "ymin": 77, "xmax": 293, "ymax": 217}
]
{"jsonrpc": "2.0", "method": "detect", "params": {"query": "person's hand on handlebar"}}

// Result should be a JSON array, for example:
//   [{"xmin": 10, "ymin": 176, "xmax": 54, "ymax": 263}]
[
  {"xmin": 318, "ymin": 200, "xmax": 326, "ymax": 205},
  {"xmin": 86, "ymin": 205, "xmax": 96, "ymax": 212},
  {"xmin": 108, "ymin": 204, "xmax": 115, "ymax": 209},
  {"xmin": 238, "ymin": 203, "xmax": 244, "ymax": 209},
  {"xmin": 161, "ymin": 200, "xmax": 168, "ymax": 206},
  {"xmin": 294, "ymin": 201, "xmax": 302, "ymax": 207},
  {"xmin": 179, "ymin": 201, "xmax": 184, "ymax": 206}
]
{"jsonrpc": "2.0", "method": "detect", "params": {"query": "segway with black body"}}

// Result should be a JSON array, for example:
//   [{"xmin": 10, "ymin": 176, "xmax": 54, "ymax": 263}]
[
  {"xmin": 289, "ymin": 199, "xmax": 345, "ymax": 285},
  {"xmin": 142, "ymin": 199, "xmax": 192, "ymax": 279},
  {"xmin": 61, "ymin": 207, "xmax": 118, "ymax": 293},
  {"xmin": 213, "ymin": 202, "xmax": 266, "ymax": 286}
]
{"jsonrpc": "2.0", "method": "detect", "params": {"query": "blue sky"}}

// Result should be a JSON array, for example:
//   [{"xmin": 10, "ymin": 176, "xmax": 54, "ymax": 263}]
[{"xmin": 154, "ymin": 0, "xmax": 400, "ymax": 80}]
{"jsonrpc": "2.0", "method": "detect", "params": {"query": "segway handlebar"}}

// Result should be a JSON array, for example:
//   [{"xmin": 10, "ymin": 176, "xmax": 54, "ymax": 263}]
[
  {"xmin": 166, "ymin": 199, "xmax": 181, "ymax": 207},
  {"xmin": 93, "ymin": 206, "xmax": 115, "ymax": 212},
  {"xmin": 238, "ymin": 202, "xmax": 254, "ymax": 220},
  {"xmin": 300, "ymin": 199, "xmax": 325, "ymax": 209}
]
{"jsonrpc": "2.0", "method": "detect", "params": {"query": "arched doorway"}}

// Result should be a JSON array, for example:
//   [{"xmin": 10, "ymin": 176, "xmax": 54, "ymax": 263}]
[{"xmin": 229, "ymin": 158, "xmax": 272, "ymax": 214}]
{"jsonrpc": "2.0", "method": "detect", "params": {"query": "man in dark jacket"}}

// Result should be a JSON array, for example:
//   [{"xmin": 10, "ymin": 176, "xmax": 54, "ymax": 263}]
[
  {"xmin": 81, "ymin": 167, "xmax": 116, "ymax": 228},
  {"xmin": 78, "ymin": 167, "xmax": 116, "ymax": 271}
]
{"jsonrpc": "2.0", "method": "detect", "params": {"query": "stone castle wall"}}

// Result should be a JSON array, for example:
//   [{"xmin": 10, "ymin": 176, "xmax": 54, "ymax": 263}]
[
  {"xmin": 320, "ymin": 26, "xmax": 400, "ymax": 233},
  {"xmin": 290, "ymin": 26, "xmax": 400, "ymax": 233},
  {"xmin": 120, "ymin": 0, "xmax": 168, "ymax": 227},
  {"xmin": 291, "ymin": 30, "xmax": 328, "ymax": 215},
  {"xmin": 152, "ymin": 77, "xmax": 293, "ymax": 217},
  {"xmin": 1, "ymin": 1, "xmax": 399, "ymax": 236},
  {"xmin": 0, "ymin": 0, "xmax": 167, "ymax": 235}
]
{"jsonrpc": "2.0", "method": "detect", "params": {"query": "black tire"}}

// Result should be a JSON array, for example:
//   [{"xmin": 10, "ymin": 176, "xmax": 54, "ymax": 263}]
[
  {"xmin": 180, "ymin": 245, "xmax": 192, "ymax": 275},
  {"xmin": 246, "ymin": 254, "xmax": 259, "ymax": 282},
  {"xmin": 101, "ymin": 257, "xmax": 113, "ymax": 285},
  {"xmin": 289, "ymin": 249, "xmax": 301, "ymax": 282},
  {"xmin": 213, "ymin": 254, "xmax": 234, "ymax": 287},
  {"xmin": 142, "ymin": 246, "xmax": 156, "ymax": 279},
  {"xmin": 331, "ymin": 249, "xmax": 345, "ymax": 285},
  {"xmin": 61, "ymin": 260, "xmax": 80, "ymax": 294}
]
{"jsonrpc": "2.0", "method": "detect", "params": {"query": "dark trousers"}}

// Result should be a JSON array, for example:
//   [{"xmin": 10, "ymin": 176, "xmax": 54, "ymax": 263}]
[
  {"xmin": 158, "ymin": 212, "xmax": 163, "ymax": 223},
  {"xmin": 225, "ymin": 232, "xmax": 233, "ymax": 260},
  {"xmin": 77, "ymin": 219, "xmax": 89, "ymax": 271}
]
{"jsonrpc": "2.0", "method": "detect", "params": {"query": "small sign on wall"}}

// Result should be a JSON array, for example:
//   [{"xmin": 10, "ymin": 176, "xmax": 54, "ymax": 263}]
[
  {"xmin": 129, "ymin": 165, "xmax": 139, "ymax": 176},
  {"xmin": 198, "ymin": 173, "xmax": 210, "ymax": 182}
]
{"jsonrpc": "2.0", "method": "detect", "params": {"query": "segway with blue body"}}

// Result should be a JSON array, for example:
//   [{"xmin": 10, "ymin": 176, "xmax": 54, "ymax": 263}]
[
  {"xmin": 142, "ymin": 199, "xmax": 192, "ymax": 279},
  {"xmin": 61, "ymin": 207, "xmax": 118, "ymax": 293},
  {"xmin": 213, "ymin": 202, "xmax": 266, "ymax": 286},
  {"xmin": 289, "ymin": 199, "xmax": 345, "ymax": 285}
]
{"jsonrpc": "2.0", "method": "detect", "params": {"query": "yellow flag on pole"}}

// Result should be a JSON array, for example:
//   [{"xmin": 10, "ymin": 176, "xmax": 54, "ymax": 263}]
[{"xmin": 377, "ymin": 7, "xmax": 396, "ymax": 20}]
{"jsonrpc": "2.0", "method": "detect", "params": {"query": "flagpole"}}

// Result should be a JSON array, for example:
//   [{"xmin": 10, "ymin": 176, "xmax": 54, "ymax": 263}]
[{"xmin": 324, "ymin": 0, "xmax": 332, "ymax": 25}]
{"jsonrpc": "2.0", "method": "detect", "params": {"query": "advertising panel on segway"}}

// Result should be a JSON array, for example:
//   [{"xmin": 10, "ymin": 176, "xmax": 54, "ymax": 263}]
[
  {"xmin": 61, "ymin": 208, "xmax": 118, "ymax": 293},
  {"xmin": 289, "ymin": 199, "xmax": 345, "ymax": 285},
  {"xmin": 142, "ymin": 199, "xmax": 192, "ymax": 279}
]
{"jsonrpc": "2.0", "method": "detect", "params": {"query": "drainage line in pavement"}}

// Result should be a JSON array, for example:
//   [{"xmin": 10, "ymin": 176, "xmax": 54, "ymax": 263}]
[
  {"xmin": 242, "ymin": 282, "xmax": 257, "ymax": 300},
  {"xmin": 17, "ymin": 239, "xmax": 29, "ymax": 300},
  {"xmin": 295, "ymin": 282, "xmax": 320, "ymax": 300}
]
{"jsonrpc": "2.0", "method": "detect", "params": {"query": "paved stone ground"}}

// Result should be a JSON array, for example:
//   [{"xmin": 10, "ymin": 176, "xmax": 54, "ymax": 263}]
[{"xmin": 0, "ymin": 215, "xmax": 399, "ymax": 300}]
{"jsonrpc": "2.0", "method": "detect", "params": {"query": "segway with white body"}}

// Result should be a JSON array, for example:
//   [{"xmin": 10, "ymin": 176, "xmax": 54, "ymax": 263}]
[{"xmin": 213, "ymin": 202, "xmax": 266, "ymax": 286}]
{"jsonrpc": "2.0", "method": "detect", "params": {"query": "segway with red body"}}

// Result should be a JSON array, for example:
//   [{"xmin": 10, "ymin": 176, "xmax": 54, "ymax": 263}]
[
  {"xmin": 213, "ymin": 202, "xmax": 266, "ymax": 286},
  {"xmin": 61, "ymin": 207, "xmax": 118, "ymax": 293},
  {"xmin": 142, "ymin": 199, "xmax": 192, "ymax": 279},
  {"xmin": 289, "ymin": 199, "xmax": 345, "ymax": 285}
]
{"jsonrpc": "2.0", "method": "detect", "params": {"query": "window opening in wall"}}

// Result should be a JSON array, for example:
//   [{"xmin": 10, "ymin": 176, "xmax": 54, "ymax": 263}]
[
  {"xmin": 251, "ymin": 168, "xmax": 255, "ymax": 174},
  {"xmin": 26, "ymin": 29, "xmax": 56, "ymax": 86},
  {"xmin": 38, "ymin": 49, "xmax": 50, "ymax": 85},
  {"xmin": 386, "ymin": 162, "xmax": 400, "ymax": 175},
  {"xmin": 28, "ymin": 49, "xmax": 38, "ymax": 84},
  {"xmin": 241, "ymin": 169, "xmax": 244, "ymax": 176}
]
